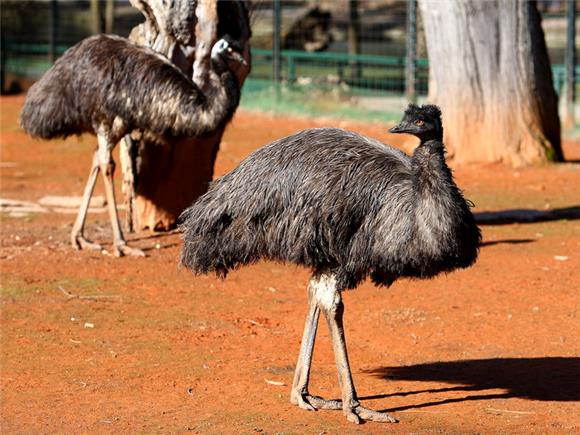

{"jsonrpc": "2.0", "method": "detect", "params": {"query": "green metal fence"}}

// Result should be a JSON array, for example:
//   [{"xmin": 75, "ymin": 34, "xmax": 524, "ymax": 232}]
[
  {"xmin": 239, "ymin": 48, "xmax": 580, "ymax": 122},
  {"xmin": 250, "ymin": 48, "xmax": 429, "ymax": 94}
]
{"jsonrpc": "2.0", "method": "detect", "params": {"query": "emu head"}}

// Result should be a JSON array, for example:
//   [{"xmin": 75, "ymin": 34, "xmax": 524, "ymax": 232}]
[
  {"xmin": 390, "ymin": 104, "xmax": 443, "ymax": 142},
  {"xmin": 211, "ymin": 35, "xmax": 247, "ymax": 73}
]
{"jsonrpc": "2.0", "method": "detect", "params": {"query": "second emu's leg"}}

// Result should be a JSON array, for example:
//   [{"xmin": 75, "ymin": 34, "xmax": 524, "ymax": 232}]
[
  {"xmin": 299, "ymin": 274, "xmax": 397, "ymax": 424},
  {"xmin": 71, "ymin": 150, "xmax": 102, "ymax": 251},
  {"xmin": 96, "ymin": 134, "xmax": 145, "ymax": 257},
  {"xmin": 120, "ymin": 135, "xmax": 136, "ymax": 233}
]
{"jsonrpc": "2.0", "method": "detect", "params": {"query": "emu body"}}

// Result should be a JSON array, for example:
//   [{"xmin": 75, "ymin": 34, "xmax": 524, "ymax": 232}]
[
  {"xmin": 181, "ymin": 128, "xmax": 479, "ymax": 288},
  {"xmin": 180, "ymin": 105, "xmax": 481, "ymax": 423},
  {"xmin": 20, "ymin": 34, "xmax": 243, "ymax": 256}
]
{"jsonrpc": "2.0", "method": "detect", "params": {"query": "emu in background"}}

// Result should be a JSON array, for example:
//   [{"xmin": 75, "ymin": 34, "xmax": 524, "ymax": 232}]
[
  {"xmin": 20, "ymin": 34, "xmax": 245, "ymax": 257},
  {"xmin": 180, "ymin": 104, "xmax": 481, "ymax": 424}
]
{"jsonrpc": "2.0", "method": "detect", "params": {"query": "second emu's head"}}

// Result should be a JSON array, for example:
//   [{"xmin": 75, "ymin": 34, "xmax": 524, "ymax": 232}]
[
  {"xmin": 211, "ymin": 35, "xmax": 247, "ymax": 74},
  {"xmin": 390, "ymin": 104, "xmax": 443, "ymax": 142}
]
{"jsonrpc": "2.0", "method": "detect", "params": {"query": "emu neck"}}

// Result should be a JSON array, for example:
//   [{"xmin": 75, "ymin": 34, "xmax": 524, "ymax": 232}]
[
  {"xmin": 411, "ymin": 140, "xmax": 455, "ymax": 204},
  {"xmin": 180, "ymin": 68, "xmax": 240, "ymax": 137},
  {"xmin": 411, "ymin": 139, "xmax": 461, "ymax": 243},
  {"xmin": 416, "ymin": 128, "xmax": 443, "ymax": 143}
]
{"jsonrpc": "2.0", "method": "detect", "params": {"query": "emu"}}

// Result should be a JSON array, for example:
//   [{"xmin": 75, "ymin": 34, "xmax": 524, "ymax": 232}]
[
  {"xmin": 20, "ymin": 34, "xmax": 245, "ymax": 257},
  {"xmin": 180, "ymin": 104, "xmax": 481, "ymax": 424}
]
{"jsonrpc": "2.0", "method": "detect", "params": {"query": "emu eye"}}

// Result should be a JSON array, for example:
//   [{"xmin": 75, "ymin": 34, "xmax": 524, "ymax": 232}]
[{"xmin": 414, "ymin": 119, "xmax": 424, "ymax": 126}]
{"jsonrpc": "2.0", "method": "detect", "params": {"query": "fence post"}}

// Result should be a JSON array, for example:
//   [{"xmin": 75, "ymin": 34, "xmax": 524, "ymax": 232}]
[
  {"xmin": 348, "ymin": 0, "xmax": 361, "ymax": 83},
  {"xmin": 49, "ymin": 0, "xmax": 58, "ymax": 63},
  {"xmin": 405, "ymin": 0, "xmax": 417, "ymax": 103},
  {"xmin": 553, "ymin": 67, "xmax": 562, "ymax": 97},
  {"xmin": 90, "ymin": 0, "xmax": 102, "ymax": 34},
  {"xmin": 287, "ymin": 54, "xmax": 296, "ymax": 84},
  {"xmin": 273, "ymin": 0, "xmax": 282, "ymax": 99},
  {"xmin": 565, "ymin": 0, "xmax": 576, "ymax": 128},
  {"xmin": 105, "ymin": 0, "xmax": 115, "ymax": 34}
]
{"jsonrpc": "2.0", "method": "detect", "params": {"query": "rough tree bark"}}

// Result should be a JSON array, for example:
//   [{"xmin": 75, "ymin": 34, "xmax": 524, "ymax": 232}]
[
  {"xmin": 126, "ymin": 0, "xmax": 251, "ymax": 231},
  {"xmin": 192, "ymin": 0, "xmax": 217, "ymax": 90},
  {"xmin": 419, "ymin": 0, "xmax": 563, "ymax": 165}
]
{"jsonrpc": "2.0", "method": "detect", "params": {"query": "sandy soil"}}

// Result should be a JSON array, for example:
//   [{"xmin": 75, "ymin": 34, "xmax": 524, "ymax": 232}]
[{"xmin": 1, "ymin": 95, "xmax": 579, "ymax": 434}]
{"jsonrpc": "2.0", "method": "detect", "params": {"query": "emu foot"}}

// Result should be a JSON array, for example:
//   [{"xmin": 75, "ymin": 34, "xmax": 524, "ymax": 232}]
[
  {"xmin": 72, "ymin": 235, "xmax": 102, "ymax": 252},
  {"xmin": 291, "ymin": 391, "xmax": 342, "ymax": 411},
  {"xmin": 344, "ymin": 405, "xmax": 398, "ymax": 424},
  {"xmin": 113, "ymin": 242, "xmax": 146, "ymax": 258}
]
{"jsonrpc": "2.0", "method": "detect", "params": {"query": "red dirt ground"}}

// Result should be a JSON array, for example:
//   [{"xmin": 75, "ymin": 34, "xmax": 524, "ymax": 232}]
[{"xmin": 1, "ymin": 95, "xmax": 579, "ymax": 434}]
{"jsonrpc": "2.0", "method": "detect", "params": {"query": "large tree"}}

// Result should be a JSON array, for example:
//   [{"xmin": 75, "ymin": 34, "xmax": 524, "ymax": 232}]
[
  {"xmin": 124, "ymin": 0, "xmax": 251, "ymax": 231},
  {"xmin": 419, "ymin": 0, "xmax": 563, "ymax": 165}
]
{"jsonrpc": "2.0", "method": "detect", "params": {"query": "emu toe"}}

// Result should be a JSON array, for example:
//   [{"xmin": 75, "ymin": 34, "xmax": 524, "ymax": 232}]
[
  {"xmin": 72, "ymin": 235, "xmax": 102, "ymax": 252},
  {"xmin": 113, "ymin": 243, "xmax": 146, "ymax": 258},
  {"xmin": 350, "ymin": 405, "xmax": 398, "ymax": 424},
  {"xmin": 291, "ymin": 391, "xmax": 342, "ymax": 411}
]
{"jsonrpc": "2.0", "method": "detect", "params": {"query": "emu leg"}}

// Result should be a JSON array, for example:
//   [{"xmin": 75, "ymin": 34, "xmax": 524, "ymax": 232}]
[
  {"xmin": 97, "ymin": 135, "xmax": 145, "ymax": 257},
  {"xmin": 290, "ymin": 278, "xmax": 342, "ymax": 411},
  {"xmin": 71, "ymin": 150, "xmax": 102, "ymax": 251},
  {"xmin": 318, "ymin": 274, "xmax": 397, "ymax": 424},
  {"xmin": 120, "ymin": 135, "xmax": 136, "ymax": 233}
]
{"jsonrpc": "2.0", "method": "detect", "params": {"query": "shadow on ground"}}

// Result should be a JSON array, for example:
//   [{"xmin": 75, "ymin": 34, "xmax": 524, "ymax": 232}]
[
  {"xmin": 475, "ymin": 206, "xmax": 580, "ymax": 225},
  {"xmin": 480, "ymin": 238, "xmax": 535, "ymax": 247},
  {"xmin": 364, "ymin": 357, "xmax": 580, "ymax": 412}
]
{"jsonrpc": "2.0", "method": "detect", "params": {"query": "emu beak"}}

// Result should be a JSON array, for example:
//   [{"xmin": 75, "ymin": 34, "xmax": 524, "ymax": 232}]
[
  {"xmin": 389, "ymin": 123, "xmax": 407, "ymax": 134},
  {"xmin": 230, "ymin": 51, "xmax": 248, "ymax": 66}
]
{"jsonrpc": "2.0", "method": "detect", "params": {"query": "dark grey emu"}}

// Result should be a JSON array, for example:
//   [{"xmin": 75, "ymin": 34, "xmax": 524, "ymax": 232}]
[
  {"xmin": 20, "ymin": 34, "xmax": 245, "ymax": 257},
  {"xmin": 180, "ymin": 104, "xmax": 481, "ymax": 424}
]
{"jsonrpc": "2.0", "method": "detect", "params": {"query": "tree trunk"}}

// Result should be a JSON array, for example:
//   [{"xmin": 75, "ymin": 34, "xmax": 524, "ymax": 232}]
[
  {"xmin": 192, "ymin": 0, "xmax": 218, "ymax": 90},
  {"xmin": 127, "ymin": 0, "xmax": 250, "ymax": 231},
  {"xmin": 419, "ymin": 0, "xmax": 563, "ymax": 166},
  {"xmin": 133, "ymin": 131, "xmax": 224, "ymax": 231}
]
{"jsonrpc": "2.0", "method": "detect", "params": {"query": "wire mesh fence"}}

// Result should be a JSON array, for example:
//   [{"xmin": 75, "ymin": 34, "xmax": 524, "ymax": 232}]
[
  {"xmin": 244, "ymin": 0, "xmax": 427, "ymax": 120},
  {"xmin": 1, "ymin": 0, "xmax": 578, "ymax": 123}
]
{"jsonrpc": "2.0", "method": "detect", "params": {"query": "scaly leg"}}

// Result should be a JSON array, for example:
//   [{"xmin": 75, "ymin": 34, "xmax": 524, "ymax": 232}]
[
  {"xmin": 290, "ymin": 277, "xmax": 342, "ymax": 411},
  {"xmin": 97, "ymin": 134, "xmax": 145, "ymax": 257},
  {"xmin": 71, "ymin": 150, "xmax": 102, "ymax": 251},
  {"xmin": 317, "ymin": 274, "xmax": 397, "ymax": 424},
  {"xmin": 120, "ymin": 135, "xmax": 136, "ymax": 233}
]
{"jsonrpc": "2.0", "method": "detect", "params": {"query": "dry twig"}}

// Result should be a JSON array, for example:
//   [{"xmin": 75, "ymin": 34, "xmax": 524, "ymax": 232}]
[
  {"xmin": 398, "ymin": 410, "xmax": 450, "ymax": 414},
  {"xmin": 485, "ymin": 408, "xmax": 536, "ymax": 415},
  {"xmin": 58, "ymin": 286, "xmax": 121, "ymax": 302}
]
